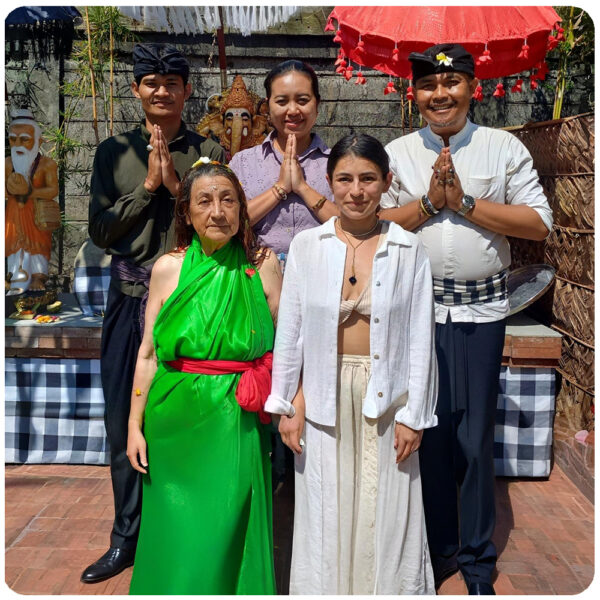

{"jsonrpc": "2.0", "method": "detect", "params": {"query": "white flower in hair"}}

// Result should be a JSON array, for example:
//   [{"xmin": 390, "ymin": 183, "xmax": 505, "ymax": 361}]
[
  {"xmin": 436, "ymin": 53, "xmax": 453, "ymax": 67},
  {"xmin": 192, "ymin": 156, "xmax": 211, "ymax": 168}
]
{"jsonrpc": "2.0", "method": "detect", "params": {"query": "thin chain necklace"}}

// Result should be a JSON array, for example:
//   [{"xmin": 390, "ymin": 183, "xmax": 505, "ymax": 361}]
[{"xmin": 337, "ymin": 219, "xmax": 380, "ymax": 285}]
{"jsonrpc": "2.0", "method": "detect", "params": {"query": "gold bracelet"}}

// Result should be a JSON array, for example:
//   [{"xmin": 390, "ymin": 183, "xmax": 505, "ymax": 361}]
[
  {"xmin": 273, "ymin": 184, "xmax": 287, "ymax": 201},
  {"xmin": 418, "ymin": 197, "xmax": 430, "ymax": 218},
  {"xmin": 312, "ymin": 196, "xmax": 327, "ymax": 211}
]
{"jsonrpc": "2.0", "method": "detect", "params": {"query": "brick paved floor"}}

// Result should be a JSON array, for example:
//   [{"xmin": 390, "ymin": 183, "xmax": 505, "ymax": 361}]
[{"xmin": 5, "ymin": 462, "xmax": 594, "ymax": 595}]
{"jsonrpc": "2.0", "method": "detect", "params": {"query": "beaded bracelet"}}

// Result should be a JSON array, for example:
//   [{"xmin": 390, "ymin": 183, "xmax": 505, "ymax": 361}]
[
  {"xmin": 419, "ymin": 196, "xmax": 432, "ymax": 218},
  {"xmin": 421, "ymin": 194, "xmax": 439, "ymax": 217}
]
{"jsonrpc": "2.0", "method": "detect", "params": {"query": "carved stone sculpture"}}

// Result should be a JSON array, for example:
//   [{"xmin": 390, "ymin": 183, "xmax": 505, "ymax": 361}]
[
  {"xmin": 196, "ymin": 75, "xmax": 271, "ymax": 160},
  {"xmin": 5, "ymin": 108, "xmax": 60, "ymax": 293}
]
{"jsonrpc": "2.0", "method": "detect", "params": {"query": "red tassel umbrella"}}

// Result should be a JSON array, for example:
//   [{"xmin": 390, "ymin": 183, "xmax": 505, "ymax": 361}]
[{"xmin": 326, "ymin": 6, "xmax": 562, "ymax": 96}]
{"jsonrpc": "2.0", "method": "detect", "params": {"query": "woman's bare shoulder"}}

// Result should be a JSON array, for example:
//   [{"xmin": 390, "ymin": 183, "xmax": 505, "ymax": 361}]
[
  {"xmin": 152, "ymin": 249, "xmax": 186, "ymax": 278},
  {"xmin": 256, "ymin": 247, "xmax": 278, "ymax": 271}
]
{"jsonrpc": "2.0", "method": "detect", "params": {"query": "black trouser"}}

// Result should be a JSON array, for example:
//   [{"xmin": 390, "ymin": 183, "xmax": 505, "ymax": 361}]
[
  {"xmin": 100, "ymin": 284, "xmax": 143, "ymax": 552},
  {"xmin": 419, "ymin": 315, "xmax": 506, "ymax": 584}
]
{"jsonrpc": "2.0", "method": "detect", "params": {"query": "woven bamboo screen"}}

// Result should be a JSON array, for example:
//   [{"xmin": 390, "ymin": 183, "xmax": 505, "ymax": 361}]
[{"xmin": 508, "ymin": 113, "xmax": 594, "ymax": 431}]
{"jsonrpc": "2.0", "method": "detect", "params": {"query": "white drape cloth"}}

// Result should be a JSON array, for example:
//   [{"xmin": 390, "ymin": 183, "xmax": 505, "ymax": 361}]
[
  {"xmin": 291, "ymin": 355, "xmax": 435, "ymax": 595},
  {"xmin": 117, "ymin": 6, "xmax": 300, "ymax": 36}
]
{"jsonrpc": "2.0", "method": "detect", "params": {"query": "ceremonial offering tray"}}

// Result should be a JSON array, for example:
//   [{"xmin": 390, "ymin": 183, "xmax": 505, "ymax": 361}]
[
  {"xmin": 9, "ymin": 289, "xmax": 58, "ymax": 318},
  {"xmin": 507, "ymin": 264, "xmax": 555, "ymax": 316}
]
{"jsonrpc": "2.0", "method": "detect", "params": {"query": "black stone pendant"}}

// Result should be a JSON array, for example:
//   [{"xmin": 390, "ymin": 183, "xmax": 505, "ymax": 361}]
[{"xmin": 349, "ymin": 276, "xmax": 357, "ymax": 285}]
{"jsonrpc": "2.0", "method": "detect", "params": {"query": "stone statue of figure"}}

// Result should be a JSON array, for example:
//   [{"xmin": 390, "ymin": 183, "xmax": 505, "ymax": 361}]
[
  {"xmin": 5, "ymin": 108, "xmax": 59, "ymax": 293},
  {"xmin": 196, "ymin": 75, "xmax": 271, "ymax": 160}
]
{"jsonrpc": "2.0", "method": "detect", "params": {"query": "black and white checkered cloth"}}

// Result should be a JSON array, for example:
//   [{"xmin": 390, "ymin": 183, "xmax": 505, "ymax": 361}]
[
  {"xmin": 433, "ymin": 269, "xmax": 508, "ymax": 305},
  {"xmin": 5, "ymin": 358, "xmax": 109, "ymax": 464},
  {"xmin": 494, "ymin": 366, "xmax": 555, "ymax": 477},
  {"xmin": 73, "ymin": 265, "xmax": 111, "ymax": 316}
]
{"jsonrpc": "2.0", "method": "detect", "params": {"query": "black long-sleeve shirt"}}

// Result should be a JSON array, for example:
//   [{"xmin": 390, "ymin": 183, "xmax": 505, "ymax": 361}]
[{"xmin": 88, "ymin": 121, "xmax": 225, "ymax": 296}]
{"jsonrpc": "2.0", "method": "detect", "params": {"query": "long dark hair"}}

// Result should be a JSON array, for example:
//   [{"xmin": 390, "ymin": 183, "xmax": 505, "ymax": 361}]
[
  {"xmin": 174, "ymin": 162, "xmax": 261, "ymax": 265},
  {"xmin": 264, "ymin": 59, "xmax": 320, "ymax": 102},
  {"xmin": 327, "ymin": 133, "xmax": 390, "ymax": 180}
]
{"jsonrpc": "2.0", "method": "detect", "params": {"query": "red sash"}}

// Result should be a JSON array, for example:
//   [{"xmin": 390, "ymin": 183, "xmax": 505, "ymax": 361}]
[{"xmin": 166, "ymin": 352, "xmax": 273, "ymax": 424}]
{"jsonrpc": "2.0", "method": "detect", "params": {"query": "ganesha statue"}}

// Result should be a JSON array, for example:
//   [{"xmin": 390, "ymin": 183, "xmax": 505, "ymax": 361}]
[{"xmin": 197, "ymin": 75, "xmax": 271, "ymax": 160}]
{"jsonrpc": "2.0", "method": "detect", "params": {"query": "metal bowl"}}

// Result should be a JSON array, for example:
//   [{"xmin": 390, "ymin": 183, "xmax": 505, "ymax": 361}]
[{"xmin": 507, "ymin": 264, "xmax": 556, "ymax": 316}]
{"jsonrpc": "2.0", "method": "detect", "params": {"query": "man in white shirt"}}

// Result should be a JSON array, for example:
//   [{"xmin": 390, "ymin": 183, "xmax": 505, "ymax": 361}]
[{"xmin": 380, "ymin": 44, "xmax": 552, "ymax": 595}]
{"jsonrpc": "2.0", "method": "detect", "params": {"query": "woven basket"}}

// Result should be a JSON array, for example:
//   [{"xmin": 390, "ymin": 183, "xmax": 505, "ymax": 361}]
[
  {"xmin": 551, "ymin": 278, "xmax": 594, "ymax": 347},
  {"xmin": 512, "ymin": 113, "xmax": 594, "ymax": 174},
  {"xmin": 508, "ymin": 237, "xmax": 546, "ymax": 270},
  {"xmin": 545, "ymin": 227, "xmax": 594, "ymax": 288},
  {"xmin": 509, "ymin": 113, "xmax": 595, "ymax": 432},
  {"xmin": 539, "ymin": 175, "xmax": 595, "ymax": 230},
  {"xmin": 34, "ymin": 198, "xmax": 61, "ymax": 232},
  {"xmin": 556, "ymin": 376, "xmax": 594, "ymax": 432},
  {"xmin": 558, "ymin": 336, "xmax": 594, "ymax": 394}
]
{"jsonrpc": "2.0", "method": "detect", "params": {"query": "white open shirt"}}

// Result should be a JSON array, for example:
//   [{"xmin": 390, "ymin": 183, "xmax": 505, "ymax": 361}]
[{"xmin": 265, "ymin": 218, "xmax": 438, "ymax": 430}]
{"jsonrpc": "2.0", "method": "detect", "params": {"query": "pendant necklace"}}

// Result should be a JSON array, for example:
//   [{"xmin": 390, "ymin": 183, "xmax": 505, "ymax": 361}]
[{"xmin": 337, "ymin": 220, "xmax": 380, "ymax": 285}]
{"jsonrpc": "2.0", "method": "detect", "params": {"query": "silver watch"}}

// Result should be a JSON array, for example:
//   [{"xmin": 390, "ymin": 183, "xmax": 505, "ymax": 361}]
[{"xmin": 457, "ymin": 194, "xmax": 476, "ymax": 216}]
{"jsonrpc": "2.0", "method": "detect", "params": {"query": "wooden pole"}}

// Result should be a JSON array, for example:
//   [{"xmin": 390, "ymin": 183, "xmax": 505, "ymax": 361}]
[{"xmin": 217, "ymin": 7, "xmax": 228, "ymax": 91}]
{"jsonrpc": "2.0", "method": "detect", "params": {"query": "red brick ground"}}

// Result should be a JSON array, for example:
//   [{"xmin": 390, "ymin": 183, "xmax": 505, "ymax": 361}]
[{"xmin": 5, "ymin": 463, "xmax": 594, "ymax": 595}]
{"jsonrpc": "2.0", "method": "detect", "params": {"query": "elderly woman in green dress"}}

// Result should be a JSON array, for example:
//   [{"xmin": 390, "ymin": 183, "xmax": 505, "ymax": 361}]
[{"xmin": 126, "ymin": 159, "xmax": 281, "ymax": 594}]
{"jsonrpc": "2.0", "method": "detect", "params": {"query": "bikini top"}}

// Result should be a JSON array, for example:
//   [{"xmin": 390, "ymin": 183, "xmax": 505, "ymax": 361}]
[
  {"xmin": 338, "ymin": 222, "xmax": 388, "ymax": 325},
  {"xmin": 339, "ymin": 276, "xmax": 372, "ymax": 324}
]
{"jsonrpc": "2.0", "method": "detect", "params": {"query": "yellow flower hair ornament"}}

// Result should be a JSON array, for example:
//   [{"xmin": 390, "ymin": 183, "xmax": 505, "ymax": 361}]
[{"xmin": 191, "ymin": 156, "xmax": 232, "ymax": 170}]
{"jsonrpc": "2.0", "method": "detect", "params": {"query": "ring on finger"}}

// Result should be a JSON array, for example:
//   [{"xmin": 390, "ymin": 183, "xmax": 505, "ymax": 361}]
[
  {"xmin": 448, "ymin": 167, "xmax": 455, "ymax": 175},
  {"xmin": 438, "ymin": 178, "xmax": 446, "ymax": 185},
  {"xmin": 447, "ymin": 177, "xmax": 455, "ymax": 185}
]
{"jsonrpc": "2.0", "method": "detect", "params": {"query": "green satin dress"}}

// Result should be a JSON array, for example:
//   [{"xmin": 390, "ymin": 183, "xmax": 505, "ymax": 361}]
[{"xmin": 129, "ymin": 235, "xmax": 276, "ymax": 595}]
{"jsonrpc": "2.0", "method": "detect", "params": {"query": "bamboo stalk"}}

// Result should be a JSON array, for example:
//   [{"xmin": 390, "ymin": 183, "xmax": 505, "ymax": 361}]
[
  {"xmin": 109, "ymin": 17, "xmax": 114, "ymax": 137},
  {"xmin": 399, "ymin": 79, "xmax": 406, "ymax": 136},
  {"xmin": 553, "ymin": 6, "xmax": 575, "ymax": 121},
  {"xmin": 85, "ymin": 7, "xmax": 100, "ymax": 144}
]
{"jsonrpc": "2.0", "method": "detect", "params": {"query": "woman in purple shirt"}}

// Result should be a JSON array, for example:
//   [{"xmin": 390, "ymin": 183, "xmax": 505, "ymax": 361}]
[{"xmin": 229, "ymin": 60, "xmax": 337, "ymax": 257}]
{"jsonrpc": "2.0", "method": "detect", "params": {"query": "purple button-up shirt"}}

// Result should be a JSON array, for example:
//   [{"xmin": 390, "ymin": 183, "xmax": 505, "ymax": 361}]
[{"xmin": 229, "ymin": 131, "xmax": 332, "ymax": 255}]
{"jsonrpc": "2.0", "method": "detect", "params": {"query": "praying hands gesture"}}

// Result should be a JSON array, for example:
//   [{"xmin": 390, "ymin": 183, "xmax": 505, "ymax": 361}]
[
  {"xmin": 428, "ymin": 147, "xmax": 464, "ymax": 212},
  {"xmin": 244, "ymin": 132, "xmax": 337, "ymax": 225},
  {"xmin": 144, "ymin": 124, "xmax": 180, "ymax": 197},
  {"xmin": 276, "ymin": 133, "xmax": 308, "ymax": 195}
]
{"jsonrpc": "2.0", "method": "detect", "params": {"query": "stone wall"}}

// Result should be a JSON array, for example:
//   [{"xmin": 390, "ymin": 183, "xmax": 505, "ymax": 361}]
[{"xmin": 5, "ymin": 7, "xmax": 594, "ymax": 282}]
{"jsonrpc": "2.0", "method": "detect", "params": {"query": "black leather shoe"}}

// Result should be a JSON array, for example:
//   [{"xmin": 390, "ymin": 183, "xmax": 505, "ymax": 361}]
[
  {"xmin": 432, "ymin": 553, "xmax": 459, "ymax": 588},
  {"xmin": 80, "ymin": 547, "xmax": 135, "ymax": 583},
  {"xmin": 468, "ymin": 582, "xmax": 496, "ymax": 595}
]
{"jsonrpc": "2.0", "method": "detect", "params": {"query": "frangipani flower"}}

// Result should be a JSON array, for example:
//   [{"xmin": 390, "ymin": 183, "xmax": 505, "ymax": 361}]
[
  {"xmin": 192, "ymin": 156, "xmax": 212, "ymax": 167},
  {"xmin": 436, "ymin": 53, "xmax": 453, "ymax": 67}
]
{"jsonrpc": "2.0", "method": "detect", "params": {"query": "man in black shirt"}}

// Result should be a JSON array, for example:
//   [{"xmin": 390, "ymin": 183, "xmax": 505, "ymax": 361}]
[{"xmin": 82, "ymin": 43, "xmax": 224, "ymax": 584}]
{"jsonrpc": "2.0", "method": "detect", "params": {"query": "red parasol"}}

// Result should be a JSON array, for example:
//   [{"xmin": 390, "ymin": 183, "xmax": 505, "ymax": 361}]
[{"xmin": 326, "ymin": 6, "xmax": 562, "ymax": 93}]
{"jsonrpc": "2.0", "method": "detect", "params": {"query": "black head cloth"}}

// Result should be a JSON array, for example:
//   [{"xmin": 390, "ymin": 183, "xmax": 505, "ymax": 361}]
[
  {"xmin": 133, "ymin": 43, "xmax": 190, "ymax": 84},
  {"xmin": 409, "ymin": 43, "xmax": 475, "ymax": 83}
]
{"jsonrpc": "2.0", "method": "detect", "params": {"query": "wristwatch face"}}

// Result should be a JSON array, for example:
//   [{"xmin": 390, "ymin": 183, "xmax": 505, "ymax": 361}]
[{"xmin": 458, "ymin": 194, "xmax": 475, "ymax": 215}]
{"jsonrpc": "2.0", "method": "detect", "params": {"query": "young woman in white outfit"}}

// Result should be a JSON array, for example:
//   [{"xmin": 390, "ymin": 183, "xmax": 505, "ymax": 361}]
[{"xmin": 265, "ymin": 133, "xmax": 438, "ymax": 594}]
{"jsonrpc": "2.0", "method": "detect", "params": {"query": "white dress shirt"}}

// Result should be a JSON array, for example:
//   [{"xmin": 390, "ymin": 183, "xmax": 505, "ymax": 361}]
[
  {"xmin": 265, "ymin": 217, "xmax": 438, "ymax": 431},
  {"xmin": 381, "ymin": 119, "xmax": 553, "ymax": 324}
]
